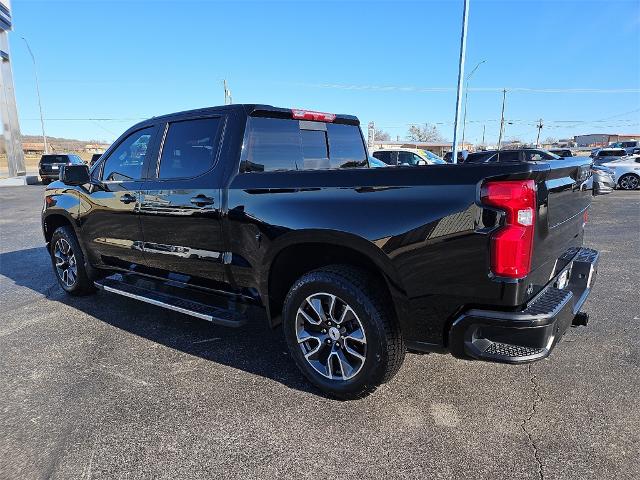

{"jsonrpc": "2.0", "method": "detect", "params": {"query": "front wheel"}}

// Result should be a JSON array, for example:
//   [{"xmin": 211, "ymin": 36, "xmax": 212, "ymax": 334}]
[
  {"xmin": 50, "ymin": 226, "xmax": 95, "ymax": 295},
  {"xmin": 283, "ymin": 265, "xmax": 405, "ymax": 399},
  {"xmin": 618, "ymin": 173, "xmax": 640, "ymax": 190}
]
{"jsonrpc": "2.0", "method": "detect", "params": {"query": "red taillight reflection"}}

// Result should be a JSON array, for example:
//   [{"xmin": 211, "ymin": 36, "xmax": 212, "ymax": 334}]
[
  {"xmin": 481, "ymin": 180, "xmax": 537, "ymax": 279},
  {"xmin": 291, "ymin": 109, "xmax": 336, "ymax": 122}
]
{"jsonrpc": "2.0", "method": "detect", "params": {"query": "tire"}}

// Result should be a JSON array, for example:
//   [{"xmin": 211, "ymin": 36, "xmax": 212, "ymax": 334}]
[
  {"xmin": 618, "ymin": 173, "xmax": 640, "ymax": 190},
  {"xmin": 283, "ymin": 265, "xmax": 405, "ymax": 399},
  {"xmin": 50, "ymin": 226, "xmax": 96, "ymax": 296}
]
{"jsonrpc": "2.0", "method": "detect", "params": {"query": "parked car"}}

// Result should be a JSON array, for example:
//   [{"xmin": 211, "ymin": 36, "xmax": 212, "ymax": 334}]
[
  {"xmin": 38, "ymin": 153, "xmax": 85, "ymax": 184},
  {"xmin": 603, "ymin": 156, "xmax": 640, "ymax": 190},
  {"xmin": 443, "ymin": 149, "xmax": 468, "ymax": 163},
  {"xmin": 42, "ymin": 104, "xmax": 598, "ymax": 399},
  {"xmin": 591, "ymin": 165, "xmax": 616, "ymax": 195},
  {"xmin": 609, "ymin": 141, "xmax": 639, "ymax": 155},
  {"xmin": 372, "ymin": 148, "xmax": 446, "ymax": 166},
  {"xmin": 90, "ymin": 153, "xmax": 103, "ymax": 166},
  {"xmin": 549, "ymin": 148, "xmax": 574, "ymax": 157},
  {"xmin": 591, "ymin": 148, "xmax": 627, "ymax": 165},
  {"xmin": 463, "ymin": 148, "xmax": 561, "ymax": 163}
]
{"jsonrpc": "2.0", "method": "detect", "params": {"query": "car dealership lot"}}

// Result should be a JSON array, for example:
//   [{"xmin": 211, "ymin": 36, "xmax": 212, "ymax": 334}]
[{"xmin": 1, "ymin": 186, "xmax": 638, "ymax": 480}]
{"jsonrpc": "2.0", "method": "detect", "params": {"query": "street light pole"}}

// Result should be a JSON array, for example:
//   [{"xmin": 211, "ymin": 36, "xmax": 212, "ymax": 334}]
[
  {"xmin": 461, "ymin": 59, "xmax": 485, "ymax": 149},
  {"xmin": 21, "ymin": 37, "xmax": 48, "ymax": 154},
  {"xmin": 451, "ymin": 0, "xmax": 470, "ymax": 164}
]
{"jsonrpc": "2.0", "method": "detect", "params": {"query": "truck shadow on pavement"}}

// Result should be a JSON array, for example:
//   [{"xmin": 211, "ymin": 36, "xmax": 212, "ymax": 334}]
[{"xmin": 1, "ymin": 247, "xmax": 324, "ymax": 397}]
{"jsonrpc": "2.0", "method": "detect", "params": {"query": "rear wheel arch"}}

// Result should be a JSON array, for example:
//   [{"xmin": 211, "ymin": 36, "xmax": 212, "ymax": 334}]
[{"xmin": 265, "ymin": 238, "xmax": 406, "ymax": 327}]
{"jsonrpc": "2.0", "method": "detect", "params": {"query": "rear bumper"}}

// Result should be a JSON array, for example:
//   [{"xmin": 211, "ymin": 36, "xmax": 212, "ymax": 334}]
[{"xmin": 449, "ymin": 247, "xmax": 599, "ymax": 363}]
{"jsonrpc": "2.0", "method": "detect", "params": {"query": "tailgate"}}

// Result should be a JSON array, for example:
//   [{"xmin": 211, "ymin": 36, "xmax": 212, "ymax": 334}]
[{"xmin": 529, "ymin": 157, "xmax": 592, "ymax": 284}]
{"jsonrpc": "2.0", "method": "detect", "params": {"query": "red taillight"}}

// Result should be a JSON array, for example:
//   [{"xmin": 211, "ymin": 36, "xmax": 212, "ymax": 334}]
[
  {"xmin": 291, "ymin": 109, "xmax": 336, "ymax": 122},
  {"xmin": 481, "ymin": 180, "xmax": 537, "ymax": 278}
]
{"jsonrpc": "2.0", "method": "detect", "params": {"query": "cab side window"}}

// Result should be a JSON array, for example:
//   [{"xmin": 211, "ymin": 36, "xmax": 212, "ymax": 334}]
[{"xmin": 102, "ymin": 127, "xmax": 155, "ymax": 181}]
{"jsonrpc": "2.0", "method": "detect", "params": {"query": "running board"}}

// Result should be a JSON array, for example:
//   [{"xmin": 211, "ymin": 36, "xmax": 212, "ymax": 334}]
[{"xmin": 94, "ymin": 274, "xmax": 248, "ymax": 327}]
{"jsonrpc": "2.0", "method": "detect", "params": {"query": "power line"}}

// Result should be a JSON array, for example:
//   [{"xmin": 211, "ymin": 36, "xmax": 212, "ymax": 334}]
[{"xmin": 293, "ymin": 82, "xmax": 640, "ymax": 94}]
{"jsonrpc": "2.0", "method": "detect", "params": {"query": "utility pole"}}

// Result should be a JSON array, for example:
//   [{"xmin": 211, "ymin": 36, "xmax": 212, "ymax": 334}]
[
  {"xmin": 21, "ymin": 36, "xmax": 48, "ymax": 154},
  {"xmin": 497, "ymin": 88, "xmax": 507, "ymax": 150},
  {"xmin": 536, "ymin": 118, "xmax": 544, "ymax": 147},
  {"xmin": 482, "ymin": 124, "xmax": 486, "ymax": 146},
  {"xmin": 451, "ymin": 0, "xmax": 470, "ymax": 164},
  {"xmin": 461, "ymin": 59, "xmax": 486, "ymax": 149},
  {"xmin": 223, "ymin": 79, "xmax": 232, "ymax": 105}
]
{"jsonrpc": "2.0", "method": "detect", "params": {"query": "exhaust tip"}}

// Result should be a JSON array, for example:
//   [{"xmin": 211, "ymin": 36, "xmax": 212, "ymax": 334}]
[{"xmin": 572, "ymin": 311, "xmax": 589, "ymax": 327}]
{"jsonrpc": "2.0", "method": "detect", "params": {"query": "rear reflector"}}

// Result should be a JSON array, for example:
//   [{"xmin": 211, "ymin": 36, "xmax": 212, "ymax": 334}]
[
  {"xmin": 481, "ymin": 180, "xmax": 537, "ymax": 279},
  {"xmin": 291, "ymin": 109, "xmax": 336, "ymax": 122}
]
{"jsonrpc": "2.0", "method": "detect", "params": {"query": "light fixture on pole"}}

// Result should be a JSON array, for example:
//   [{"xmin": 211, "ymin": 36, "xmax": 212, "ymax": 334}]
[
  {"xmin": 451, "ymin": 0, "xmax": 470, "ymax": 164},
  {"xmin": 21, "ymin": 36, "xmax": 48, "ymax": 154},
  {"xmin": 461, "ymin": 59, "xmax": 485, "ymax": 149}
]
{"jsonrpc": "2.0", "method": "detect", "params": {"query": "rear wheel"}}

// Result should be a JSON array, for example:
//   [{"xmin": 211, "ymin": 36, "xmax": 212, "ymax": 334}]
[
  {"xmin": 50, "ymin": 226, "xmax": 95, "ymax": 295},
  {"xmin": 619, "ymin": 173, "xmax": 640, "ymax": 190},
  {"xmin": 283, "ymin": 265, "xmax": 405, "ymax": 399}
]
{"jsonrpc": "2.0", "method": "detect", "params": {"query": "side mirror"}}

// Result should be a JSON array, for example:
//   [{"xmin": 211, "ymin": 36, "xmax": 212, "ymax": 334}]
[
  {"xmin": 60, "ymin": 164, "xmax": 90, "ymax": 186},
  {"xmin": 417, "ymin": 159, "xmax": 427, "ymax": 166}
]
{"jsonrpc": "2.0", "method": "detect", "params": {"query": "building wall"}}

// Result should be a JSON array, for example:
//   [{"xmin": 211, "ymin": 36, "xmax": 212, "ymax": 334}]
[{"xmin": 0, "ymin": 1, "xmax": 25, "ymax": 176}]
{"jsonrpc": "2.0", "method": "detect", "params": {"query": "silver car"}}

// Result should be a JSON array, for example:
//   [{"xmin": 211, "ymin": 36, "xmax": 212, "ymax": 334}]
[{"xmin": 592, "ymin": 148, "xmax": 627, "ymax": 166}]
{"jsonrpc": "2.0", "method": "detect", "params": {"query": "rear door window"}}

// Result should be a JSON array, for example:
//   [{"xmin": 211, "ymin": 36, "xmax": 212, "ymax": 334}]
[{"xmin": 158, "ymin": 117, "xmax": 221, "ymax": 179}]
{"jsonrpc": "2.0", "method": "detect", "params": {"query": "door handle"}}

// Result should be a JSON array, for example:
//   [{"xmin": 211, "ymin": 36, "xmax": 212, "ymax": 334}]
[
  {"xmin": 120, "ymin": 193, "xmax": 137, "ymax": 204},
  {"xmin": 190, "ymin": 195, "xmax": 214, "ymax": 207}
]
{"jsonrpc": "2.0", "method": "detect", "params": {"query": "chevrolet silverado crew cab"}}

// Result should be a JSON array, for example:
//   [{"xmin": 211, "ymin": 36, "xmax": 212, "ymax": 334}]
[{"xmin": 42, "ymin": 105, "xmax": 599, "ymax": 399}]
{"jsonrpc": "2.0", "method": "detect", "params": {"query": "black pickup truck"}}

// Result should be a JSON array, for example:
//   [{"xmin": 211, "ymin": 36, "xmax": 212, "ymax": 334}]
[{"xmin": 42, "ymin": 105, "xmax": 599, "ymax": 399}]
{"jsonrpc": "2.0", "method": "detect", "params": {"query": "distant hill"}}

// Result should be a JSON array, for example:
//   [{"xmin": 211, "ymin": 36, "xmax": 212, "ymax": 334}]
[{"xmin": 21, "ymin": 135, "xmax": 109, "ymax": 152}]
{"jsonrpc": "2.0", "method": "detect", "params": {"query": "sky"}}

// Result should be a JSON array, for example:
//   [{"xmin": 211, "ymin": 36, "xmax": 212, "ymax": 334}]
[{"xmin": 8, "ymin": 0, "xmax": 640, "ymax": 145}]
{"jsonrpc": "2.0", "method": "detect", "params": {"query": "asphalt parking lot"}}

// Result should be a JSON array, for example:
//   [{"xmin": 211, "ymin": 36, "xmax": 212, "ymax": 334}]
[{"xmin": 1, "ymin": 186, "xmax": 638, "ymax": 480}]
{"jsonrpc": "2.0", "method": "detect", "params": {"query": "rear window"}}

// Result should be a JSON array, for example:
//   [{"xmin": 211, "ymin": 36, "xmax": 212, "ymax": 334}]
[
  {"xmin": 495, "ymin": 151, "xmax": 520, "ymax": 162},
  {"xmin": 40, "ymin": 155, "xmax": 68, "ymax": 164},
  {"xmin": 240, "ymin": 118, "xmax": 366, "ymax": 172},
  {"xmin": 465, "ymin": 152, "xmax": 495, "ymax": 163},
  {"xmin": 599, "ymin": 149, "xmax": 625, "ymax": 157}
]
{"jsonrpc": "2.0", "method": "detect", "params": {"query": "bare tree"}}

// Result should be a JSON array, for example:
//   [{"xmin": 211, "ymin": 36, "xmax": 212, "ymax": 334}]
[
  {"xmin": 407, "ymin": 123, "xmax": 445, "ymax": 142},
  {"xmin": 374, "ymin": 129, "xmax": 390, "ymax": 141},
  {"xmin": 543, "ymin": 136, "xmax": 558, "ymax": 145}
]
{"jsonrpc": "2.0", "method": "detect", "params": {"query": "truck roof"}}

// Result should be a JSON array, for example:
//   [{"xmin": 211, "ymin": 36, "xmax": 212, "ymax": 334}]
[{"xmin": 134, "ymin": 104, "xmax": 360, "ymax": 128}]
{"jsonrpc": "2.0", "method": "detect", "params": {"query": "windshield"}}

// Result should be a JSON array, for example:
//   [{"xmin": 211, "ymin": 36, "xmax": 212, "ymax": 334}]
[{"xmin": 419, "ymin": 149, "xmax": 446, "ymax": 164}]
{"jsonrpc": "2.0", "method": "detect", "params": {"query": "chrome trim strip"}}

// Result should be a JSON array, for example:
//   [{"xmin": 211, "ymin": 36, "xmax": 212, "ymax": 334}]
[{"xmin": 101, "ymin": 284, "xmax": 214, "ymax": 322}]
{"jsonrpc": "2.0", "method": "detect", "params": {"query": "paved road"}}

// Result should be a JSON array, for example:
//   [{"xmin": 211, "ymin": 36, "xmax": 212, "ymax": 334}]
[{"xmin": 1, "ymin": 186, "xmax": 638, "ymax": 479}]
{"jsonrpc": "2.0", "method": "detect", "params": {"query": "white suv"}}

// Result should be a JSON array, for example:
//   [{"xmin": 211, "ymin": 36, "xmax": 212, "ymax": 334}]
[{"xmin": 371, "ymin": 148, "xmax": 446, "ymax": 167}]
